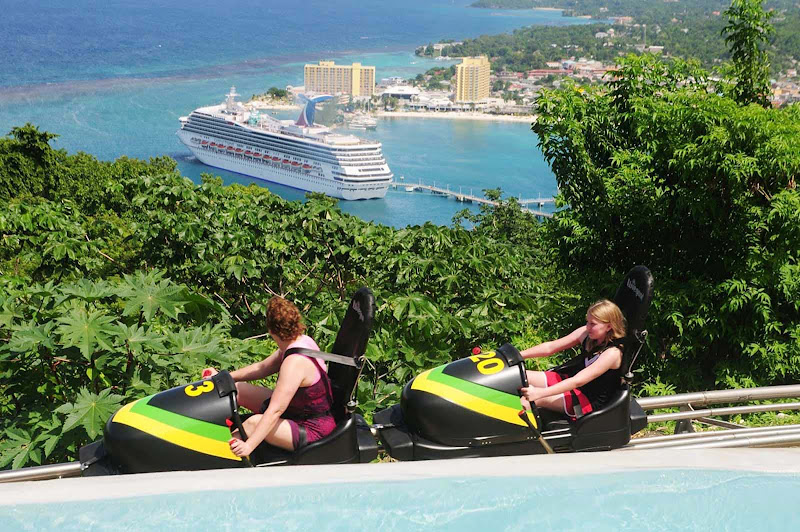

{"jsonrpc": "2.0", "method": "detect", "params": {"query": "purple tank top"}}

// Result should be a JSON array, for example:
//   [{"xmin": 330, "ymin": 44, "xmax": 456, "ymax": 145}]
[{"xmin": 280, "ymin": 336, "xmax": 334, "ymax": 419}]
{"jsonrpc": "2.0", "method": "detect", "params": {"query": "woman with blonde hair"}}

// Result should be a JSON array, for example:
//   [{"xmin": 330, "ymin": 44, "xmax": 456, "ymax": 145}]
[
  {"xmin": 519, "ymin": 299, "xmax": 627, "ymax": 418},
  {"xmin": 202, "ymin": 297, "xmax": 336, "ymax": 456}
]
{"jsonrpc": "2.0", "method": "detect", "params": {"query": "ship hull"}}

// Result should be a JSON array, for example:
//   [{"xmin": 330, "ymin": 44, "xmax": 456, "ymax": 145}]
[{"xmin": 178, "ymin": 131, "xmax": 390, "ymax": 201}]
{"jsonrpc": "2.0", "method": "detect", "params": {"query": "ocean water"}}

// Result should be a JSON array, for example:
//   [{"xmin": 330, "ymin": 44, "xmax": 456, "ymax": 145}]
[
  {"xmin": 2, "ymin": 470, "xmax": 799, "ymax": 531},
  {"xmin": 0, "ymin": 0, "xmax": 589, "ymax": 226}
]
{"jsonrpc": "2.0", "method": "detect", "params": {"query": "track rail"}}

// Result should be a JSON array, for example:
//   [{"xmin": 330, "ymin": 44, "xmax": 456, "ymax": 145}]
[{"xmin": 624, "ymin": 384, "xmax": 800, "ymax": 450}]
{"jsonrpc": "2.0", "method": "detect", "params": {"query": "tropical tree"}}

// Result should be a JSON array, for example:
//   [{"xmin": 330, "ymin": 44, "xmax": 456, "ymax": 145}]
[
  {"xmin": 721, "ymin": 0, "xmax": 775, "ymax": 107},
  {"xmin": 532, "ymin": 51, "xmax": 800, "ymax": 390}
]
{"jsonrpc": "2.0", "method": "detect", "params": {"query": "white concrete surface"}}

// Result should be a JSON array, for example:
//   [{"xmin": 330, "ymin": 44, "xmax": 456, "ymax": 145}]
[{"xmin": 2, "ymin": 448, "xmax": 799, "ymax": 506}]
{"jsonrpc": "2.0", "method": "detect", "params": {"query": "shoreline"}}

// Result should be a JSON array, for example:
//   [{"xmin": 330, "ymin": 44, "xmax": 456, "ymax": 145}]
[
  {"xmin": 376, "ymin": 110, "xmax": 535, "ymax": 123},
  {"xmin": 249, "ymin": 101, "xmax": 300, "ymax": 110}
]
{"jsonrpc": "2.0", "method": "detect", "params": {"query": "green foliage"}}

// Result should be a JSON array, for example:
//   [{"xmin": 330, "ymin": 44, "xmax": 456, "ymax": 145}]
[
  {"xmin": 532, "ymin": 52, "xmax": 800, "ymax": 391},
  {"xmin": 721, "ymin": 0, "xmax": 775, "ymax": 107},
  {"xmin": 55, "ymin": 388, "xmax": 124, "ymax": 439},
  {"xmin": 435, "ymin": 1, "xmax": 799, "ymax": 77},
  {"xmin": 267, "ymin": 87, "xmax": 288, "ymax": 99},
  {"xmin": 0, "ymin": 128, "xmax": 569, "ymax": 469},
  {"xmin": 2, "ymin": 30, "xmax": 797, "ymax": 469}
]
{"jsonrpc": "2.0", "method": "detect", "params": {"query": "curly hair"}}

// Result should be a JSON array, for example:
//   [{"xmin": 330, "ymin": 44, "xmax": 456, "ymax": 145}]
[
  {"xmin": 265, "ymin": 297, "xmax": 306, "ymax": 342},
  {"xmin": 587, "ymin": 299, "xmax": 627, "ymax": 341}
]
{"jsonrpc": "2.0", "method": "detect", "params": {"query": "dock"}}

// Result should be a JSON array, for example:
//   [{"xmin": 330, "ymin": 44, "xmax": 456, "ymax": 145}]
[{"xmin": 390, "ymin": 180, "xmax": 554, "ymax": 219}]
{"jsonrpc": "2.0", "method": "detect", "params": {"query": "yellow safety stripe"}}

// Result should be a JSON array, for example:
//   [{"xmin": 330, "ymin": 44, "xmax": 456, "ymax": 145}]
[
  {"xmin": 112, "ymin": 400, "xmax": 241, "ymax": 461},
  {"xmin": 411, "ymin": 369, "xmax": 537, "ymax": 428}
]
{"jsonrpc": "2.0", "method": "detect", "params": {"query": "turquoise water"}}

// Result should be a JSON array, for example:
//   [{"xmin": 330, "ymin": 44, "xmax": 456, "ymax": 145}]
[
  {"xmin": 3, "ymin": 470, "xmax": 798, "ymax": 530},
  {"xmin": 0, "ymin": 0, "xmax": 583, "ymax": 226}
]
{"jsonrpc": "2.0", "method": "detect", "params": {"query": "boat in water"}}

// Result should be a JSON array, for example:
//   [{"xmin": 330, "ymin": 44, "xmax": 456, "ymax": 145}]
[
  {"xmin": 347, "ymin": 112, "xmax": 378, "ymax": 130},
  {"xmin": 177, "ymin": 88, "xmax": 392, "ymax": 200}
]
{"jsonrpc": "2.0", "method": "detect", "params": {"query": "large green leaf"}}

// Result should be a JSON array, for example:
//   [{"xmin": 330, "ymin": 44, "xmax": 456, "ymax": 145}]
[
  {"xmin": 114, "ymin": 323, "xmax": 166, "ymax": 355},
  {"xmin": 121, "ymin": 271, "xmax": 187, "ymax": 322},
  {"xmin": 60, "ymin": 279, "xmax": 115, "ymax": 303},
  {"xmin": 55, "ymin": 388, "xmax": 124, "ymax": 439},
  {"xmin": 56, "ymin": 307, "xmax": 117, "ymax": 360},
  {"xmin": 8, "ymin": 321, "xmax": 56, "ymax": 353}
]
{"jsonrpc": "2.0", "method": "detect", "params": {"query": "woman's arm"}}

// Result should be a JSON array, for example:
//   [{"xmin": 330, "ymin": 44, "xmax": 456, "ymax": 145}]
[
  {"xmin": 229, "ymin": 349, "xmax": 281, "ymax": 382},
  {"xmin": 520, "ymin": 326, "xmax": 586, "ymax": 359},
  {"xmin": 520, "ymin": 347, "xmax": 622, "ymax": 403},
  {"xmin": 229, "ymin": 356, "xmax": 308, "ymax": 455}
]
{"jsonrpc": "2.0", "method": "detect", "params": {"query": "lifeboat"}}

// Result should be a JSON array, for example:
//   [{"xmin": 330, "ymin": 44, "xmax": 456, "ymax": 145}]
[
  {"xmin": 272, "ymin": 156, "xmax": 280, "ymax": 162},
  {"xmin": 227, "ymin": 146, "xmax": 235, "ymax": 151},
  {"xmin": 282, "ymin": 159, "xmax": 290, "ymax": 164},
  {"xmin": 201, "ymin": 140, "xmax": 209, "ymax": 145},
  {"xmin": 235, "ymin": 148, "xmax": 243, "ymax": 153},
  {"xmin": 291, "ymin": 161, "xmax": 301, "ymax": 166},
  {"xmin": 245, "ymin": 151, "xmax": 252, "ymax": 156},
  {"xmin": 253, "ymin": 153, "xmax": 262, "ymax": 158},
  {"xmin": 302, "ymin": 164, "xmax": 312, "ymax": 169}
]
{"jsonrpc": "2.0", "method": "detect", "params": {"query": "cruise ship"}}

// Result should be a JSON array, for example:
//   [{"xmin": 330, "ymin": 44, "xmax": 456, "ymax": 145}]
[{"xmin": 177, "ymin": 88, "xmax": 393, "ymax": 200}]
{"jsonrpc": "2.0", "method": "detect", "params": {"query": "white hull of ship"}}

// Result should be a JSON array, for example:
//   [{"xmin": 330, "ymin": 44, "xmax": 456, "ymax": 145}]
[{"xmin": 180, "ymin": 137, "xmax": 390, "ymax": 201}]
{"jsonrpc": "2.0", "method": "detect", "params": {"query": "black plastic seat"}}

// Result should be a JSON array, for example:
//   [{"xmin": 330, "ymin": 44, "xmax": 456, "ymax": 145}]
[{"xmin": 287, "ymin": 287, "xmax": 378, "ymax": 464}]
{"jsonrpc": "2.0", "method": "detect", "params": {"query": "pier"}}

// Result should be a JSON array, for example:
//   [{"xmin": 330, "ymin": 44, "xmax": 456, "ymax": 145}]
[{"xmin": 390, "ymin": 180, "xmax": 554, "ymax": 219}]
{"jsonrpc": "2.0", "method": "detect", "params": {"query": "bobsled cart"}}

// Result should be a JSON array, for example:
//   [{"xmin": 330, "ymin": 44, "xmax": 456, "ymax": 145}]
[
  {"xmin": 374, "ymin": 266, "xmax": 654, "ymax": 459},
  {"xmin": 1, "ymin": 267, "xmax": 654, "ymax": 482},
  {"xmin": 79, "ymin": 287, "xmax": 380, "ymax": 476}
]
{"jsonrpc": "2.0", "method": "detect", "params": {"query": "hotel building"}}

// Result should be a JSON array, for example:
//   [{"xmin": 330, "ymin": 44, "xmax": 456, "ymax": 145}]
[
  {"xmin": 304, "ymin": 61, "xmax": 376, "ymax": 97},
  {"xmin": 454, "ymin": 56, "xmax": 490, "ymax": 103}
]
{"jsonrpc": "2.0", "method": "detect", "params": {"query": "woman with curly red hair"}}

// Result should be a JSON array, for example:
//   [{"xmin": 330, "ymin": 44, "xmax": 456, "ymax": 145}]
[{"xmin": 203, "ymin": 297, "xmax": 336, "ymax": 456}]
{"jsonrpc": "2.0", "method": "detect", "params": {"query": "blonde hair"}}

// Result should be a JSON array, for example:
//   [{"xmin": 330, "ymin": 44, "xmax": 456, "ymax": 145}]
[{"xmin": 587, "ymin": 299, "xmax": 627, "ymax": 341}]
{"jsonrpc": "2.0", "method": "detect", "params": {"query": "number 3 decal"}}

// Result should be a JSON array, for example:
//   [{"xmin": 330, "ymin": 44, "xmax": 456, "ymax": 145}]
[
  {"xmin": 185, "ymin": 380, "xmax": 215, "ymax": 397},
  {"xmin": 469, "ymin": 351, "xmax": 506, "ymax": 375}
]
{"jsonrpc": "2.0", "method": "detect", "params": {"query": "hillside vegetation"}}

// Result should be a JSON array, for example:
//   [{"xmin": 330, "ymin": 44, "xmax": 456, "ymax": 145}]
[{"xmin": 1, "ymin": 1, "xmax": 798, "ymax": 469}]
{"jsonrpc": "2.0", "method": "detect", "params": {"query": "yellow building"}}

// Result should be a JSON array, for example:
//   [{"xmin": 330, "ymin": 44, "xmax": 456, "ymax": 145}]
[
  {"xmin": 304, "ymin": 61, "xmax": 375, "ymax": 97},
  {"xmin": 455, "ymin": 56, "xmax": 490, "ymax": 103}
]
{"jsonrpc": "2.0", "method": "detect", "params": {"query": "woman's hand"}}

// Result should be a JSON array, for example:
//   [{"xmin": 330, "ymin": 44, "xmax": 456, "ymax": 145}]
[
  {"xmin": 201, "ymin": 367, "xmax": 219, "ymax": 380},
  {"xmin": 229, "ymin": 437, "xmax": 254, "ymax": 458}
]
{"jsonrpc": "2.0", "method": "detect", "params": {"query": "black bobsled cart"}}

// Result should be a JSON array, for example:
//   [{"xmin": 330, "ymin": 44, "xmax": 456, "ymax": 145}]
[
  {"xmin": 79, "ymin": 287, "xmax": 380, "ymax": 476},
  {"xmin": 374, "ymin": 266, "xmax": 655, "ymax": 459}
]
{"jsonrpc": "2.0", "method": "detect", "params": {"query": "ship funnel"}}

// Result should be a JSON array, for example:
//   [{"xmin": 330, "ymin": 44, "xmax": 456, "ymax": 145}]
[
  {"xmin": 296, "ymin": 94, "xmax": 334, "ymax": 127},
  {"xmin": 225, "ymin": 86, "xmax": 240, "ymax": 112}
]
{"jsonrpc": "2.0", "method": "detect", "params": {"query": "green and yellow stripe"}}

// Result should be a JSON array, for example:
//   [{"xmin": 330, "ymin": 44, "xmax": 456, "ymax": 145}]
[
  {"xmin": 112, "ymin": 396, "xmax": 241, "ymax": 461},
  {"xmin": 411, "ymin": 365, "xmax": 537, "ymax": 429}
]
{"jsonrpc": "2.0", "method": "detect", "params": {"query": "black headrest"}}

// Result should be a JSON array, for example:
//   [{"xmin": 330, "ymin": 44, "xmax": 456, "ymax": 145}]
[
  {"xmin": 330, "ymin": 287, "xmax": 375, "ymax": 363},
  {"xmin": 327, "ymin": 287, "xmax": 375, "ymax": 421},
  {"xmin": 612, "ymin": 265, "xmax": 654, "ymax": 336}
]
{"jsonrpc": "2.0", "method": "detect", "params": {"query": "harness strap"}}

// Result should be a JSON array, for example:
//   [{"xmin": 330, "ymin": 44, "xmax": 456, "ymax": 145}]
[
  {"xmin": 283, "ymin": 346, "xmax": 358, "ymax": 367},
  {"xmin": 570, "ymin": 390, "xmax": 584, "ymax": 419}
]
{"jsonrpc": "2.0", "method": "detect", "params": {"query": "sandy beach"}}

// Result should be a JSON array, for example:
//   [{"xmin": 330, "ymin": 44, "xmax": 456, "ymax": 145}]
[
  {"xmin": 248, "ymin": 101, "xmax": 301, "ymax": 110},
  {"xmin": 376, "ymin": 110, "xmax": 536, "ymax": 123}
]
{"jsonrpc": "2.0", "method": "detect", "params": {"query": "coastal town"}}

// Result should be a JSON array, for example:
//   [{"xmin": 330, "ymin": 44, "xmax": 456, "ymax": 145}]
[
  {"xmin": 252, "ymin": 10, "xmax": 799, "ymax": 122},
  {"xmin": 255, "ymin": 50, "xmax": 798, "ymax": 126}
]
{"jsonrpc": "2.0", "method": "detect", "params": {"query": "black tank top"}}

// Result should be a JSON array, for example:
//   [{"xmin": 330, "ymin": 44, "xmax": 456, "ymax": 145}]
[{"xmin": 570, "ymin": 337, "xmax": 623, "ymax": 408}]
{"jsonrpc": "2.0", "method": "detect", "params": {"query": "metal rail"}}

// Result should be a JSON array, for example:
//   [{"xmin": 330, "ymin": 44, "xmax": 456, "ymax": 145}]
[
  {"xmin": 0, "ymin": 462, "xmax": 82, "ymax": 484},
  {"xmin": 646, "ymin": 401, "xmax": 800, "ymax": 423},
  {"xmin": 624, "ymin": 424, "xmax": 800, "ymax": 450},
  {"xmin": 636, "ymin": 384, "xmax": 800, "ymax": 410},
  {"xmin": 671, "ymin": 432, "xmax": 800, "ymax": 450}
]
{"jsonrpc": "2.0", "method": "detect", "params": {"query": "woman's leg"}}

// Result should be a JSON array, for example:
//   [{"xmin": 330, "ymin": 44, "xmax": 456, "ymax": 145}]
[
  {"xmin": 235, "ymin": 382, "xmax": 272, "ymax": 413},
  {"xmin": 524, "ymin": 370, "xmax": 567, "ymax": 414},
  {"xmin": 239, "ymin": 414, "xmax": 296, "ymax": 451}
]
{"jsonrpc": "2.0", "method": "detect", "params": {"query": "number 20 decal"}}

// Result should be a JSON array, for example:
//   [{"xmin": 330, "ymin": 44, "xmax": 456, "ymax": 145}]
[
  {"xmin": 185, "ymin": 380, "xmax": 215, "ymax": 397},
  {"xmin": 469, "ymin": 351, "xmax": 505, "ymax": 375}
]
